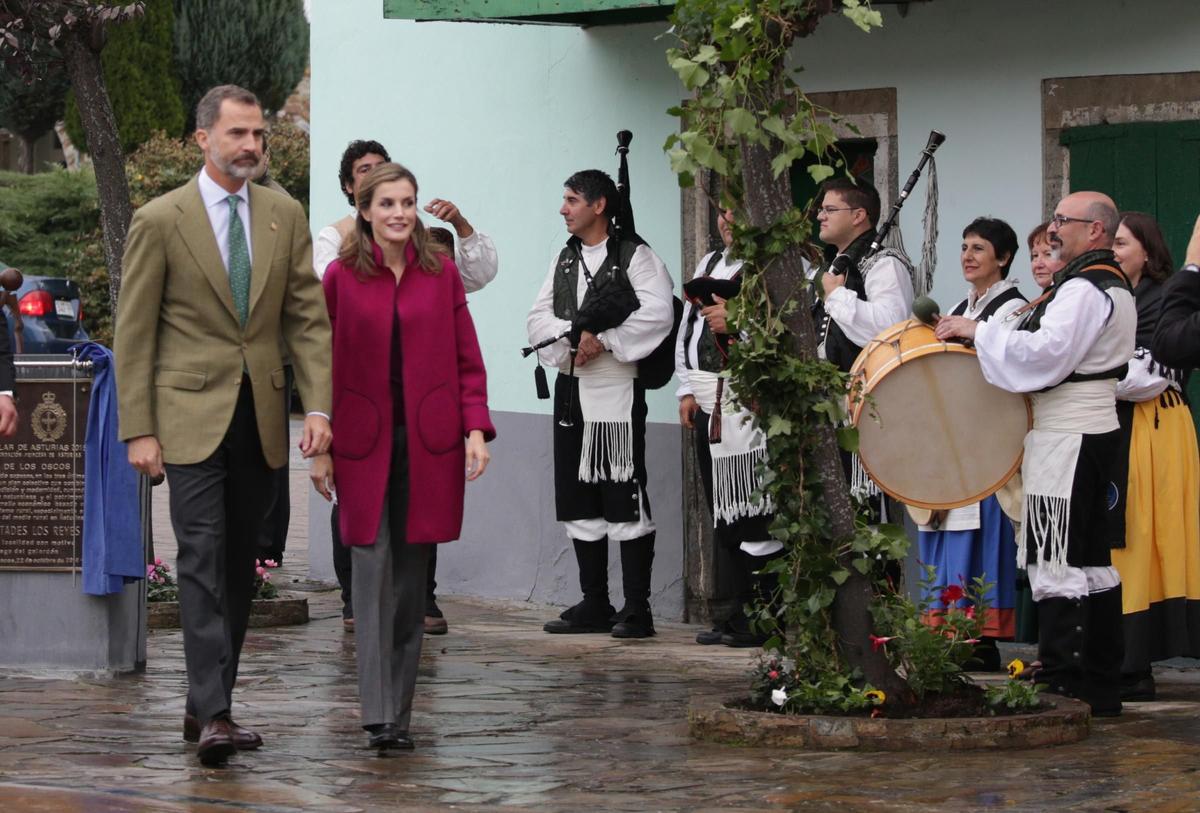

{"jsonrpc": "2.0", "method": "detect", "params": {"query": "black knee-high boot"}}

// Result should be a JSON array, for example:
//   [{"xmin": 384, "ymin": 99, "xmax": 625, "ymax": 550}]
[
  {"xmin": 543, "ymin": 539, "xmax": 616, "ymax": 634},
  {"xmin": 723, "ymin": 549, "xmax": 783, "ymax": 648},
  {"xmin": 612, "ymin": 533, "xmax": 656, "ymax": 639},
  {"xmin": 1084, "ymin": 585, "xmax": 1124, "ymax": 716},
  {"xmin": 1035, "ymin": 595, "xmax": 1089, "ymax": 700}
]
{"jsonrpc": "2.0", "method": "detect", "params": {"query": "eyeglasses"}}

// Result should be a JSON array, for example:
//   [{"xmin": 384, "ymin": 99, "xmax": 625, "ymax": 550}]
[
  {"xmin": 1049, "ymin": 213, "xmax": 1095, "ymax": 228},
  {"xmin": 817, "ymin": 206, "xmax": 861, "ymax": 216}
]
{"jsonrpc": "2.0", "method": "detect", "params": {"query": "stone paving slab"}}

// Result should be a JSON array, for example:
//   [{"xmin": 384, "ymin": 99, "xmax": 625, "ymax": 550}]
[{"xmin": 1, "ymin": 591, "xmax": 1199, "ymax": 811}]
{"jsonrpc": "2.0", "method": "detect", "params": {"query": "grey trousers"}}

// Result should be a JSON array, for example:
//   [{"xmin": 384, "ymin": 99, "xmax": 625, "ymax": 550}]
[
  {"xmin": 352, "ymin": 426, "xmax": 430, "ymax": 730},
  {"xmin": 166, "ymin": 379, "xmax": 272, "ymax": 723}
]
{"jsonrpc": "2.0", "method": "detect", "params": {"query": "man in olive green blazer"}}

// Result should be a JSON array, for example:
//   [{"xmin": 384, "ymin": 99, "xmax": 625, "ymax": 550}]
[{"xmin": 114, "ymin": 85, "xmax": 332, "ymax": 767}]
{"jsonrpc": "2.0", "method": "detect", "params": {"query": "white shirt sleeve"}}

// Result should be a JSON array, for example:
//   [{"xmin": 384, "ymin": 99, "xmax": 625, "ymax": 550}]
[
  {"xmin": 456, "ymin": 231, "xmax": 499, "ymax": 293},
  {"xmin": 598, "ymin": 245, "xmax": 675, "ymax": 364},
  {"xmin": 525, "ymin": 257, "xmax": 573, "ymax": 369},
  {"xmin": 313, "ymin": 225, "xmax": 342, "ymax": 280},
  {"xmin": 823, "ymin": 255, "xmax": 913, "ymax": 347},
  {"xmin": 674, "ymin": 298, "xmax": 696, "ymax": 399},
  {"xmin": 974, "ymin": 279, "xmax": 1111, "ymax": 393},
  {"xmin": 1117, "ymin": 347, "xmax": 1171, "ymax": 402}
]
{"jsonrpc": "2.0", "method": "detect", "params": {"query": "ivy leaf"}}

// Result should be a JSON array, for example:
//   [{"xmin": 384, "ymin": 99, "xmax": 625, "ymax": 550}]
[
  {"xmin": 767, "ymin": 414, "xmax": 793, "ymax": 438},
  {"xmin": 724, "ymin": 107, "xmax": 757, "ymax": 136},
  {"xmin": 851, "ymin": 557, "xmax": 873, "ymax": 575},
  {"xmin": 830, "ymin": 568, "xmax": 850, "ymax": 585},
  {"xmin": 670, "ymin": 57, "xmax": 710, "ymax": 90},
  {"xmin": 730, "ymin": 13, "xmax": 754, "ymax": 30},
  {"xmin": 843, "ymin": 0, "xmax": 884, "ymax": 33},
  {"xmin": 694, "ymin": 44, "xmax": 720, "ymax": 65},
  {"xmin": 720, "ymin": 33, "xmax": 750, "ymax": 62},
  {"xmin": 836, "ymin": 426, "xmax": 859, "ymax": 452},
  {"xmin": 807, "ymin": 163, "xmax": 836, "ymax": 183},
  {"xmin": 761, "ymin": 116, "xmax": 787, "ymax": 139},
  {"xmin": 770, "ymin": 152, "xmax": 793, "ymax": 178}
]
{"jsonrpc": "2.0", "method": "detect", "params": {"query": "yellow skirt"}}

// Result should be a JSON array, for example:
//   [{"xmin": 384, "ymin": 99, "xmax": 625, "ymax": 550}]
[{"xmin": 1112, "ymin": 392, "xmax": 1200, "ymax": 666}]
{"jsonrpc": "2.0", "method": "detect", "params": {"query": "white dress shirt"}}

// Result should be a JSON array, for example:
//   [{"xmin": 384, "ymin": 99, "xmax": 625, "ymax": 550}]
[
  {"xmin": 823, "ymin": 253, "xmax": 913, "ymax": 348},
  {"xmin": 313, "ymin": 222, "xmax": 499, "ymax": 293},
  {"xmin": 197, "ymin": 168, "xmax": 252, "ymax": 271},
  {"xmin": 974, "ymin": 278, "xmax": 1136, "ymax": 395},
  {"xmin": 951, "ymin": 277, "xmax": 1027, "ymax": 325}
]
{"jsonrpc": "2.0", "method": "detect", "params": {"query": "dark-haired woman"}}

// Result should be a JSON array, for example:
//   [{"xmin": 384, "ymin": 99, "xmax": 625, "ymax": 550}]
[
  {"xmin": 310, "ymin": 162, "xmax": 495, "ymax": 750},
  {"xmin": 1110, "ymin": 211, "xmax": 1200, "ymax": 701},
  {"xmin": 917, "ymin": 217, "xmax": 1026, "ymax": 670}
]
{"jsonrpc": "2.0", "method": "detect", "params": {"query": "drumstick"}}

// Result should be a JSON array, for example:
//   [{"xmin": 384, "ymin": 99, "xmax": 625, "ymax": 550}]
[{"xmin": 912, "ymin": 296, "xmax": 941, "ymax": 326}]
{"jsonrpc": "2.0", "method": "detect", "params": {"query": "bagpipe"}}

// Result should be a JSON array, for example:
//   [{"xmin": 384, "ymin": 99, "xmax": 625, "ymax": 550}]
[{"xmin": 522, "ymin": 131, "xmax": 683, "ymax": 424}]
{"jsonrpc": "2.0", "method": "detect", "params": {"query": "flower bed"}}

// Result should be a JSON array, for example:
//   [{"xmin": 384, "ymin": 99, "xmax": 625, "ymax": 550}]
[
  {"xmin": 689, "ymin": 693, "xmax": 1090, "ymax": 751},
  {"xmin": 146, "ymin": 557, "xmax": 308, "ymax": 629}
]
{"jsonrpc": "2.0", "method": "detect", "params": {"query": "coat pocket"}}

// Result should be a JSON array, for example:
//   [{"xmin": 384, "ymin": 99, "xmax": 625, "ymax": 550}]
[
  {"xmin": 271, "ymin": 367, "xmax": 287, "ymax": 389},
  {"xmin": 416, "ymin": 383, "xmax": 462, "ymax": 455},
  {"xmin": 154, "ymin": 368, "xmax": 207, "ymax": 391},
  {"xmin": 332, "ymin": 388, "xmax": 379, "ymax": 460}
]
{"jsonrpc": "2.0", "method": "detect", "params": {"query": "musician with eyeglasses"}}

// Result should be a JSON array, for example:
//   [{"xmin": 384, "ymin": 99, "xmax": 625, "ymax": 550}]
[
  {"xmin": 936, "ymin": 191, "xmax": 1136, "ymax": 717},
  {"xmin": 526, "ymin": 169, "xmax": 675, "ymax": 639},
  {"xmin": 812, "ymin": 177, "xmax": 915, "ymax": 375}
]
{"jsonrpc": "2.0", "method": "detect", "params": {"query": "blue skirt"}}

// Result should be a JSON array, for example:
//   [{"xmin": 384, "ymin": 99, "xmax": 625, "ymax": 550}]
[{"xmin": 918, "ymin": 494, "xmax": 1018, "ymax": 639}]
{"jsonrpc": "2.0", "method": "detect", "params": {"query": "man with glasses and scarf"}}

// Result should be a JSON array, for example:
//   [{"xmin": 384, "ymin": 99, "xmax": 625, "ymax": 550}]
[{"xmin": 936, "ymin": 191, "xmax": 1135, "ymax": 716}]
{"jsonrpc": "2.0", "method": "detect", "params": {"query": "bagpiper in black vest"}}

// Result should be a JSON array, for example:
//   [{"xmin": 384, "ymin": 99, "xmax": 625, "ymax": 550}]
[
  {"xmin": 682, "ymin": 250, "xmax": 738, "ymax": 374},
  {"xmin": 812, "ymin": 229, "xmax": 887, "ymax": 373},
  {"xmin": 1018, "ymin": 248, "xmax": 1133, "ymax": 387}
]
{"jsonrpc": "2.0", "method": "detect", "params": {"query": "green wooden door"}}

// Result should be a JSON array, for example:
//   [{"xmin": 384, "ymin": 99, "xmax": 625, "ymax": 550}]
[
  {"xmin": 1063, "ymin": 120, "xmax": 1200, "ymax": 432},
  {"xmin": 1062, "ymin": 120, "xmax": 1200, "ymax": 265}
]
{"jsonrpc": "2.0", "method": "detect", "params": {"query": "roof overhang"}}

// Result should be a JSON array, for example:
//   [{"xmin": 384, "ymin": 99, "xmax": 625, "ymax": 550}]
[{"xmin": 381, "ymin": 0, "xmax": 675, "ymax": 26}]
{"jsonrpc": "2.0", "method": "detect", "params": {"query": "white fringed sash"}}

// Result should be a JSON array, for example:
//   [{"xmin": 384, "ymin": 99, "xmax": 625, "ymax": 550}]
[
  {"xmin": 577, "ymin": 372, "xmax": 635, "ymax": 483},
  {"xmin": 1018, "ymin": 381, "xmax": 1117, "ymax": 575},
  {"xmin": 689, "ymin": 371, "xmax": 774, "ymax": 524}
]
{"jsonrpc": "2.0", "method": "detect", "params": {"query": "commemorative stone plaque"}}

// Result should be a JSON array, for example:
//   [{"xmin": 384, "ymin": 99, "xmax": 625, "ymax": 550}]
[{"xmin": 0, "ymin": 377, "xmax": 90, "ymax": 570}]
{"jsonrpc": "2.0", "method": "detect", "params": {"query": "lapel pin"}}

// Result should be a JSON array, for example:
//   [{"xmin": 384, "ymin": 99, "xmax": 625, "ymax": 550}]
[{"xmin": 270, "ymin": 222, "xmax": 278, "ymax": 231}]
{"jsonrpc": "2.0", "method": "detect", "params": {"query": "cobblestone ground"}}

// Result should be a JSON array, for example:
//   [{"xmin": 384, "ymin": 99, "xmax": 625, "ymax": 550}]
[{"xmin": 2, "ymin": 422, "xmax": 1198, "ymax": 810}]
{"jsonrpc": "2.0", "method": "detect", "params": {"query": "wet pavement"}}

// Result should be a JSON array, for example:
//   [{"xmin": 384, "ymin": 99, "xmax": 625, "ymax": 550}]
[
  {"xmin": 2, "ymin": 423, "xmax": 1198, "ymax": 810},
  {"xmin": 1, "ymin": 589, "xmax": 1199, "ymax": 811}
]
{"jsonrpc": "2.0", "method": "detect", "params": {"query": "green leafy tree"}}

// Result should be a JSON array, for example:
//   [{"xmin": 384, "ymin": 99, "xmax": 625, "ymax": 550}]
[
  {"xmin": 0, "ymin": 63, "xmax": 70, "ymax": 173},
  {"xmin": 0, "ymin": 1, "xmax": 144, "ymax": 303},
  {"xmin": 64, "ymin": 0, "xmax": 185, "ymax": 155},
  {"xmin": 665, "ymin": 0, "xmax": 915, "ymax": 708},
  {"xmin": 173, "ymin": 0, "xmax": 309, "ymax": 130}
]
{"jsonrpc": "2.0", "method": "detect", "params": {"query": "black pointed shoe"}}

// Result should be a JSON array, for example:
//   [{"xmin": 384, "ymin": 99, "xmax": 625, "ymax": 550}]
[
  {"xmin": 543, "ymin": 600, "xmax": 616, "ymax": 634},
  {"xmin": 611, "ymin": 605, "xmax": 655, "ymax": 639}
]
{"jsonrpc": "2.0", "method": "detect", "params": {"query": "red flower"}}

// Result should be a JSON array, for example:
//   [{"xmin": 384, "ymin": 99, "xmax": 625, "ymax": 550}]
[
  {"xmin": 964, "ymin": 606, "xmax": 976, "ymax": 620},
  {"xmin": 768, "ymin": 670, "xmax": 779, "ymax": 680},
  {"xmin": 939, "ymin": 585, "xmax": 965, "ymax": 605},
  {"xmin": 869, "ymin": 634, "xmax": 896, "ymax": 652}
]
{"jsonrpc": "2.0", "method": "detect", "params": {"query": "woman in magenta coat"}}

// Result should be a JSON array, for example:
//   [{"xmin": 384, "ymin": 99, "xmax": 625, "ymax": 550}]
[{"xmin": 310, "ymin": 162, "xmax": 494, "ymax": 751}]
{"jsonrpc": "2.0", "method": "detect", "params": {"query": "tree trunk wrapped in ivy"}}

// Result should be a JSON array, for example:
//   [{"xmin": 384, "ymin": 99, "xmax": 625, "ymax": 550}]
[
  {"xmin": 63, "ymin": 0, "xmax": 184, "ymax": 155},
  {"xmin": 666, "ymin": 1, "xmax": 1038, "ymax": 716}
]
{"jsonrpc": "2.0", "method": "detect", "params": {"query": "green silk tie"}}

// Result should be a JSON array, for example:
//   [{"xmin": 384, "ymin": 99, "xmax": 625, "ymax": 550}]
[{"xmin": 226, "ymin": 194, "xmax": 251, "ymax": 326}]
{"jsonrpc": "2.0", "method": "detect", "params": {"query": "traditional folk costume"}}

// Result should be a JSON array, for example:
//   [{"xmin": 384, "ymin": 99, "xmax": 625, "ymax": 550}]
[
  {"xmin": 526, "ymin": 232, "xmax": 675, "ymax": 638},
  {"xmin": 1112, "ymin": 276, "xmax": 1200, "ymax": 699},
  {"xmin": 973, "ymin": 249, "xmax": 1136, "ymax": 715},
  {"xmin": 676, "ymin": 249, "xmax": 783, "ymax": 646},
  {"xmin": 918, "ymin": 279, "xmax": 1026, "ymax": 659},
  {"xmin": 813, "ymin": 229, "xmax": 914, "ymax": 516}
]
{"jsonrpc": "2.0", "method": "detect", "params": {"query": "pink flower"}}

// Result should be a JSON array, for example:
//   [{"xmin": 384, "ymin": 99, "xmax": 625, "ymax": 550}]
[
  {"xmin": 964, "ymin": 606, "xmax": 976, "ymax": 620},
  {"xmin": 154, "ymin": 557, "xmax": 162, "ymax": 566},
  {"xmin": 262, "ymin": 573, "xmax": 270, "ymax": 581},
  {"xmin": 264, "ymin": 559, "xmax": 278, "ymax": 569},
  {"xmin": 146, "ymin": 564, "xmax": 155, "ymax": 576},
  {"xmin": 768, "ymin": 670, "xmax": 779, "ymax": 680},
  {"xmin": 161, "ymin": 564, "xmax": 170, "ymax": 572},
  {"xmin": 963, "ymin": 638, "xmax": 981, "ymax": 645},
  {"xmin": 256, "ymin": 566, "xmax": 265, "ymax": 576},
  {"xmin": 869, "ymin": 635, "xmax": 896, "ymax": 652}
]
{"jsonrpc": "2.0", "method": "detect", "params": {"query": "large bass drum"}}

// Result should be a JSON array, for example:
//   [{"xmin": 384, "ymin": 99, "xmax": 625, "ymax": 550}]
[{"xmin": 848, "ymin": 320, "xmax": 1031, "ymax": 511}]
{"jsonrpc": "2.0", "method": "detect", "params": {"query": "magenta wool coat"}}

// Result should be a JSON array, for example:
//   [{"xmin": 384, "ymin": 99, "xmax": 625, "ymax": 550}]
[{"xmin": 323, "ymin": 242, "xmax": 495, "ymax": 546}]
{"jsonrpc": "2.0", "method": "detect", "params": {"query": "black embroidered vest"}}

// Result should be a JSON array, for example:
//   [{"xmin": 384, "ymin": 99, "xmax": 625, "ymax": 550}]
[
  {"xmin": 682, "ymin": 250, "xmax": 736, "ymax": 373},
  {"xmin": 950, "ymin": 285, "xmax": 1027, "ymax": 323},
  {"xmin": 1019, "ymin": 249, "xmax": 1132, "ymax": 385},
  {"xmin": 552, "ymin": 234, "xmax": 644, "ymax": 324}
]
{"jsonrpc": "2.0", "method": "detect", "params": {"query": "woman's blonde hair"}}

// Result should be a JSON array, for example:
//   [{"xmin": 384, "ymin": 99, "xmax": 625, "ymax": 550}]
[{"xmin": 337, "ymin": 162, "xmax": 446, "ymax": 277}]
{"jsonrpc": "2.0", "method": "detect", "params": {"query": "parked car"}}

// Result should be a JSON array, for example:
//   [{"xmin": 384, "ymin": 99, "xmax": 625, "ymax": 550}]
[{"xmin": 1, "ymin": 261, "xmax": 88, "ymax": 354}]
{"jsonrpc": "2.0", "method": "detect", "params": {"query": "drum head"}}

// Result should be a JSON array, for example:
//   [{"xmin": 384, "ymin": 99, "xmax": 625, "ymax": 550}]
[{"xmin": 856, "ymin": 352, "xmax": 1029, "ymax": 510}]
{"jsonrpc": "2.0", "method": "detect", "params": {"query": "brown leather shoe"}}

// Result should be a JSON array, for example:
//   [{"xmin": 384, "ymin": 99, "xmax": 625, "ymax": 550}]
[
  {"xmin": 197, "ymin": 718, "xmax": 236, "ymax": 767},
  {"xmin": 424, "ymin": 615, "xmax": 448, "ymax": 635},
  {"xmin": 185, "ymin": 714, "xmax": 263, "ymax": 750}
]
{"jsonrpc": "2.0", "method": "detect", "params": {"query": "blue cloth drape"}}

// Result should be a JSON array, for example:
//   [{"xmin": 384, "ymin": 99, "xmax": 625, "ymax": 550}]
[{"xmin": 73, "ymin": 342, "xmax": 143, "ymax": 595}]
